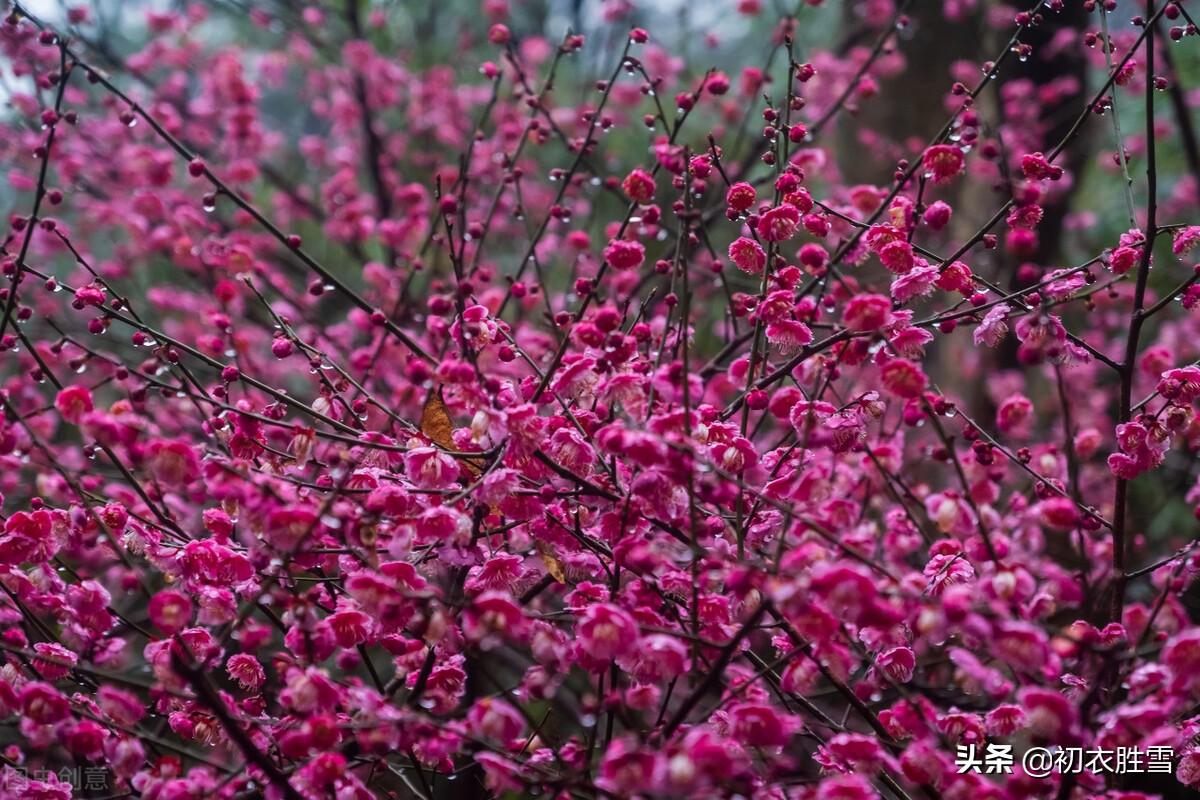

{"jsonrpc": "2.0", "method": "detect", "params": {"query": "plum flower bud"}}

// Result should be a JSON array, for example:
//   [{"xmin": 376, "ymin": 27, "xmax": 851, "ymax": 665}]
[
  {"xmin": 1020, "ymin": 151, "xmax": 1063, "ymax": 181},
  {"xmin": 922, "ymin": 200, "xmax": 952, "ymax": 230},
  {"xmin": 995, "ymin": 394, "xmax": 1032, "ymax": 434},
  {"xmin": 1038, "ymin": 497, "xmax": 1080, "ymax": 530},
  {"xmin": 1098, "ymin": 622, "xmax": 1127, "ymax": 648},
  {"xmin": 73, "ymin": 282, "xmax": 106, "ymax": 308},
  {"xmin": 1006, "ymin": 228, "xmax": 1038, "ymax": 256},
  {"xmin": 705, "ymin": 71, "xmax": 730, "ymax": 95}
]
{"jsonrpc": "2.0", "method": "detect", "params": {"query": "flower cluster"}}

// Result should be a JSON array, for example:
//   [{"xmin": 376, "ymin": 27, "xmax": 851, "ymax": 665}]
[{"xmin": 0, "ymin": 1, "xmax": 1199, "ymax": 799}]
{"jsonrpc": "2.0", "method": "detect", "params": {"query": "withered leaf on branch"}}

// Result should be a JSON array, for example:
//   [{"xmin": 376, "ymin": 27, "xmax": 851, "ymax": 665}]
[
  {"xmin": 420, "ymin": 387, "xmax": 456, "ymax": 451},
  {"xmin": 420, "ymin": 386, "xmax": 485, "ymax": 478},
  {"xmin": 537, "ymin": 541, "xmax": 567, "ymax": 583}
]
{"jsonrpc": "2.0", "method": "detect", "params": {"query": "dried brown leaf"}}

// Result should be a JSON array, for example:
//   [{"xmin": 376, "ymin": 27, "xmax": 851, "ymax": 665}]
[
  {"xmin": 537, "ymin": 541, "xmax": 567, "ymax": 583},
  {"xmin": 421, "ymin": 386, "xmax": 484, "ymax": 478},
  {"xmin": 420, "ymin": 388, "xmax": 455, "ymax": 451}
]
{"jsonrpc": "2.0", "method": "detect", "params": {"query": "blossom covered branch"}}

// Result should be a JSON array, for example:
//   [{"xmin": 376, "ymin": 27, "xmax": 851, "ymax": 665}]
[{"xmin": 0, "ymin": 1, "xmax": 1199, "ymax": 799}]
